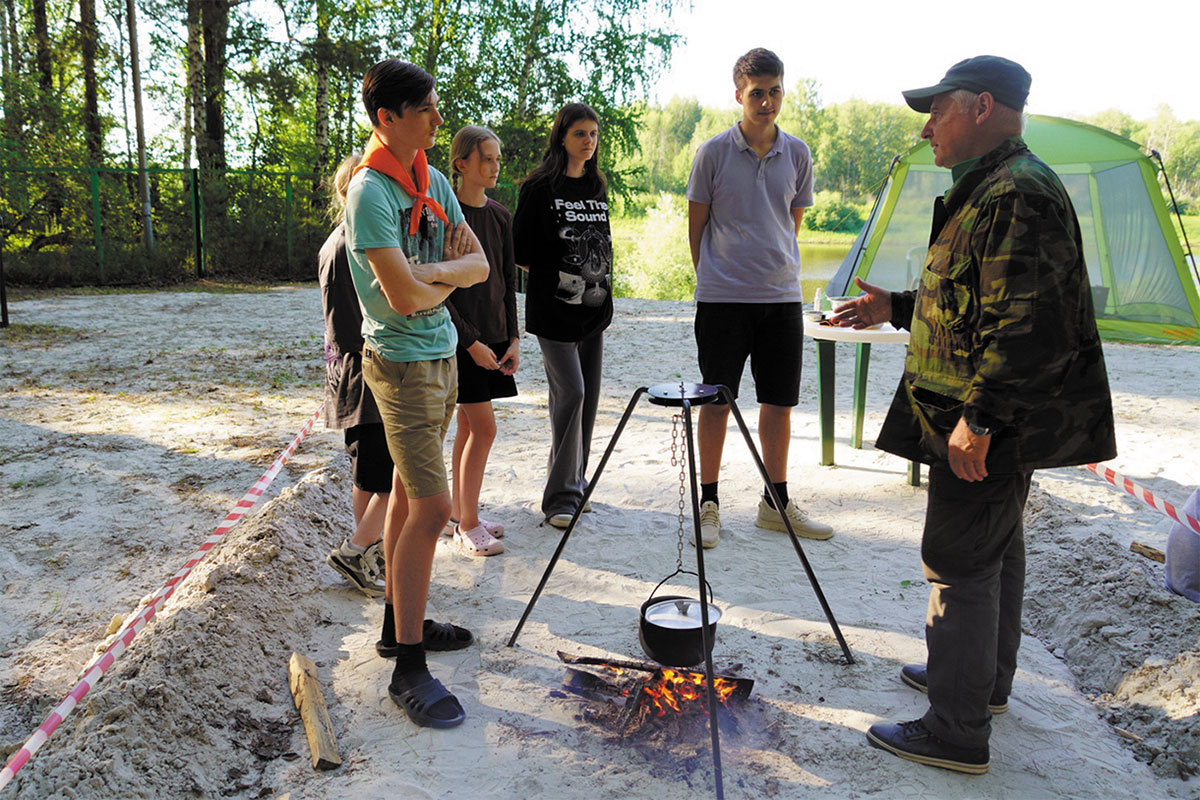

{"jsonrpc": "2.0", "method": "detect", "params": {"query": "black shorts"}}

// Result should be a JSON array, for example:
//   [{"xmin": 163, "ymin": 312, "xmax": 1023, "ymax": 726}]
[
  {"xmin": 456, "ymin": 341, "xmax": 519, "ymax": 405},
  {"xmin": 694, "ymin": 301, "xmax": 804, "ymax": 406},
  {"xmin": 344, "ymin": 423, "xmax": 394, "ymax": 493}
]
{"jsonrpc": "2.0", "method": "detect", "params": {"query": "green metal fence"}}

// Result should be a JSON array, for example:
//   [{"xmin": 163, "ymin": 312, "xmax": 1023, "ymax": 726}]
[{"xmin": 0, "ymin": 165, "xmax": 329, "ymax": 285}]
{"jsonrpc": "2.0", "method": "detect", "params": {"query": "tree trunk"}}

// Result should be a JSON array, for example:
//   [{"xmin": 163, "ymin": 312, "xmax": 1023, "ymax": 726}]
[
  {"xmin": 0, "ymin": 1, "xmax": 8, "ymax": 95},
  {"xmin": 514, "ymin": 0, "xmax": 546, "ymax": 119},
  {"xmin": 125, "ymin": 0, "xmax": 154, "ymax": 249},
  {"xmin": 421, "ymin": 0, "xmax": 454, "ymax": 76},
  {"xmin": 312, "ymin": 0, "xmax": 330, "ymax": 195},
  {"xmin": 32, "ymin": 0, "xmax": 51, "ymax": 93},
  {"xmin": 110, "ymin": 3, "xmax": 134, "ymax": 169},
  {"xmin": 198, "ymin": 0, "xmax": 230, "ymax": 266},
  {"xmin": 199, "ymin": 0, "xmax": 228, "ymax": 174},
  {"xmin": 79, "ymin": 0, "xmax": 102, "ymax": 164},
  {"xmin": 182, "ymin": 89, "xmax": 191, "ymax": 169},
  {"xmin": 0, "ymin": 0, "xmax": 12, "ymax": 141},
  {"xmin": 3, "ymin": 0, "xmax": 15, "ymax": 90},
  {"xmin": 336, "ymin": 10, "xmax": 359, "ymax": 159},
  {"xmin": 184, "ymin": 0, "xmax": 204, "ymax": 169}
]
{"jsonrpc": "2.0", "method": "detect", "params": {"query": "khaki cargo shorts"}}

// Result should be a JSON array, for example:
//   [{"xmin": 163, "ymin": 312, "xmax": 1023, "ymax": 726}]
[{"xmin": 361, "ymin": 348, "xmax": 456, "ymax": 499}]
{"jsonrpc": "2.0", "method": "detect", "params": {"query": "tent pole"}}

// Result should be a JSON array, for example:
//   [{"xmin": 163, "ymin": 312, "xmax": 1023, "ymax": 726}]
[
  {"xmin": 843, "ymin": 154, "xmax": 899, "ymax": 295},
  {"xmin": 1151, "ymin": 149, "xmax": 1199, "ymax": 286}
]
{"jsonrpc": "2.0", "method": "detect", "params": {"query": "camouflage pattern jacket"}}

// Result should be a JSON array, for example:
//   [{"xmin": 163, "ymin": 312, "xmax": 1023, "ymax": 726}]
[{"xmin": 876, "ymin": 136, "xmax": 1117, "ymax": 471}]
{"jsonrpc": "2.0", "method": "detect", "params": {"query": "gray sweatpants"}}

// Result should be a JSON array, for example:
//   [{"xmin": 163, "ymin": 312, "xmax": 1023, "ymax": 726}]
[
  {"xmin": 921, "ymin": 466, "xmax": 1032, "ymax": 748},
  {"xmin": 537, "ymin": 332, "xmax": 604, "ymax": 517}
]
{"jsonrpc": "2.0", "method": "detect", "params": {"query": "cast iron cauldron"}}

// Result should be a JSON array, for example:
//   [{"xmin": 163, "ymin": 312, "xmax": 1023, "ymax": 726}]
[{"xmin": 638, "ymin": 578, "xmax": 722, "ymax": 668}]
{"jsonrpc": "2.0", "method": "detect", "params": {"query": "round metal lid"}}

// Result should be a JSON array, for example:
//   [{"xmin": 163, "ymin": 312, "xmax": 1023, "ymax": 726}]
[
  {"xmin": 647, "ymin": 382, "xmax": 721, "ymax": 407},
  {"xmin": 644, "ymin": 598, "xmax": 722, "ymax": 629}
]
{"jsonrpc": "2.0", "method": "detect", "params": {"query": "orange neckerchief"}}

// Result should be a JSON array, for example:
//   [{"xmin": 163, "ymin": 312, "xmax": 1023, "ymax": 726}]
[{"xmin": 354, "ymin": 131, "xmax": 448, "ymax": 236}]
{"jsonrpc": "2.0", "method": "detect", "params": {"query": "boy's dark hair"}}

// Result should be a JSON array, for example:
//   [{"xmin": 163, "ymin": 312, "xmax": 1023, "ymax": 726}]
[
  {"xmin": 522, "ymin": 102, "xmax": 606, "ymax": 197},
  {"xmin": 362, "ymin": 60, "xmax": 435, "ymax": 126},
  {"xmin": 732, "ymin": 48, "xmax": 784, "ymax": 90}
]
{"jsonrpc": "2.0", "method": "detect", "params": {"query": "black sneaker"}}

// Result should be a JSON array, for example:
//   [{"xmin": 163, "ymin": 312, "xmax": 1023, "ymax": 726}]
[
  {"xmin": 867, "ymin": 718, "xmax": 989, "ymax": 774},
  {"xmin": 900, "ymin": 664, "xmax": 1008, "ymax": 714}
]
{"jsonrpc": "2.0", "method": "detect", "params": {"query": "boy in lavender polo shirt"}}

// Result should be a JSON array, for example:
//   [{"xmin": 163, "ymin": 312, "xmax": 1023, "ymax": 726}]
[{"xmin": 686, "ymin": 47, "xmax": 834, "ymax": 548}]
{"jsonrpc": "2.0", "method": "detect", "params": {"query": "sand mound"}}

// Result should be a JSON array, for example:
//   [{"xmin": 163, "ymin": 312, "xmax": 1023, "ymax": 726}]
[{"xmin": 3, "ymin": 468, "xmax": 351, "ymax": 798}]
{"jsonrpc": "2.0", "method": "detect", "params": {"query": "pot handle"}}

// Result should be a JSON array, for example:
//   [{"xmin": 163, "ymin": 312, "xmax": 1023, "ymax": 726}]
[{"xmin": 648, "ymin": 568, "xmax": 714, "ymax": 606}]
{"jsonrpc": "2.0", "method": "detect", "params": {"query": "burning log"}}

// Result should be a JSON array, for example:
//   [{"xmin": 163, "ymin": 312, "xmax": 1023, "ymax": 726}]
[
  {"xmin": 561, "ymin": 667, "xmax": 628, "ymax": 702},
  {"xmin": 617, "ymin": 677, "xmax": 653, "ymax": 736},
  {"xmin": 554, "ymin": 651, "xmax": 754, "ymax": 739}
]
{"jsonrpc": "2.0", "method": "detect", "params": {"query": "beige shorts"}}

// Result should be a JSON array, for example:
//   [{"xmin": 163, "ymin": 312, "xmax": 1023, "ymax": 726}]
[{"xmin": 361, "ymin": 349, "xmax": 456, "ymax": 499}]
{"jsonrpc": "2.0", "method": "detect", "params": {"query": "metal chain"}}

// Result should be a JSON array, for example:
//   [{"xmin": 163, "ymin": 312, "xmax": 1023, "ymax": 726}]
[{"xmin": 670, "ymin": 413, "xmax": 686, "ymax": 571}]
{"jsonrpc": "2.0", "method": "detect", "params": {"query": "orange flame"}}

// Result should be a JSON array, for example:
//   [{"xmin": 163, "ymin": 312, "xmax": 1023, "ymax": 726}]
[{"xmin": 640, "ymin": 668, "xmax": 739, "ymax": 716}]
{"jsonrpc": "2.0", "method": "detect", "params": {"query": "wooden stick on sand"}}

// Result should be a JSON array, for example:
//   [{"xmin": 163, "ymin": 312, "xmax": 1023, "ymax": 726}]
[{"xmin": 288, "ymin": 652, "xmax": 342, "ymax": 770}]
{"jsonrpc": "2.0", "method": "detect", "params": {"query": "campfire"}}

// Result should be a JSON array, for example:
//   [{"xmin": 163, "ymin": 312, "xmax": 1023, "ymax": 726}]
[
  {"xmin": 638, "ymin": 668, "xmax": 745, "ymax": 715},
  {"xmin": 555, "ymin": 651, "xmax": 754, "ymax": 738}
]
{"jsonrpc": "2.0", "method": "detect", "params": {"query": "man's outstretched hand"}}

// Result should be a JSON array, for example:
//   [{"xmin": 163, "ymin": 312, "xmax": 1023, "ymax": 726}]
[{"xmin": 829, "ymin": 277, "xmax": 892, "ymax": 329}]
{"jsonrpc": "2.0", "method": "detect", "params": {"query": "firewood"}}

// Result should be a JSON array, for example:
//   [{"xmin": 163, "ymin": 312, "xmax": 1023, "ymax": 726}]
[
  {"xmin": 562, "ymin": 667, "xmax": 626, "ymax": 700},
  {"xmin": 287, "ymin": 652, "xmax": 341, "ymax": 770},
  {"xmin": 1130, "ymin": 541, "xmax": 1165, "ymax": 563},
  {"xmin": 557, "ymin": 650, "xmax": 659, "ymax": 672},
  {"xmin": 618, "ymin": 679, "xmax": 650, "ymax": 737}
]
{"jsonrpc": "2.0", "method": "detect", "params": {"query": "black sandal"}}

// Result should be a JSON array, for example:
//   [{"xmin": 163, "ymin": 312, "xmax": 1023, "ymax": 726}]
[
  {"xmin": 388, "ymin": 673, "xmax": 465, "ymax": 728},
  {"xmin": 422, "ymin": 620, "xmax": 474, "ymax": 652},
  {"xmin": 376, "ymin": 619, "xmax": 474, "ymax": 657}
]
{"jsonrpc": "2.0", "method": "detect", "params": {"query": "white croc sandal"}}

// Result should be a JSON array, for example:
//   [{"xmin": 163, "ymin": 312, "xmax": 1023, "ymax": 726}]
[
  {"xmin": 448, "ymin": 517, "xmax": 504, "ymax": 538},
  {"xmin": 454, "ymin": 523, "xmax": 504, "ymax": 557},
  {"xmin": 478, "ymin": 518, "xmax": 505, "ymax": 538}
]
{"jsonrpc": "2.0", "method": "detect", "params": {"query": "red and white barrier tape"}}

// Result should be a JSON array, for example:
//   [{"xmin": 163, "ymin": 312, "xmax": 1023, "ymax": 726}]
[
  {"xmin": 1086, "ymin": 462, "xmax": 1200, "ymax": 538},
  {"xmin": 0, "ymin": 403, "xmax": 324, "ymax": 791}
]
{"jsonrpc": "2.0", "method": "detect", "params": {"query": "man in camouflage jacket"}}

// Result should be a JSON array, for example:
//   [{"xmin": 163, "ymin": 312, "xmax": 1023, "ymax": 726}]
[{"xmin": 832, "ymin": 56, "xmax": 1116, "ymax": 774}]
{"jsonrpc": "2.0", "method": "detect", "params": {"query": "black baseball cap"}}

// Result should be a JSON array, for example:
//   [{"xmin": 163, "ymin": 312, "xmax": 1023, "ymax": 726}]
[{"xmin": 902, "ymin": 55, "xmax": 1031, "ymax": 113}]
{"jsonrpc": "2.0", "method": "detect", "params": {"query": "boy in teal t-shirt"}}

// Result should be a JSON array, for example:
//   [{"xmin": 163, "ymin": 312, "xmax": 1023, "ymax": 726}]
[
  {"xmin": 344, "ymin": 59, "xmax": 489, "ymax": 731},
  {"xmin": 345, "ymin": 165, "xmax": 464, "ymax": 362}
]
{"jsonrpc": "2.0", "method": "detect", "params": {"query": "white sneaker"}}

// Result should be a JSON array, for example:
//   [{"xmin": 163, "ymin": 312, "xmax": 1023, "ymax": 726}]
[
  {"xmin": 326, "ymin": 539, "xmax": 386, "ymax": 597},
  {"xmin": 692, "ymin": 501, "xmax": 720, "ymax": 548},
  {"xmin": 547, "ymin": 513, "xmax": 573, "ymax": 529},
  {"xmin": 364, "ymin": 540, "xmax": 386, "ymax": 577},
  {"xmin": 755, "ymin": 498, "xmax": 834, "ymax": 540}
]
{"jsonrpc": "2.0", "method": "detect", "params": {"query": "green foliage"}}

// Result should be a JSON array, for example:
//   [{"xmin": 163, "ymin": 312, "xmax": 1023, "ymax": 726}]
[
  {"xmin": 1, "ymin": 0, "xmax": 681, "ymax": 283},
  {"xmin": 618, "ymin": 80, "xmax": 922, "ymax": 204},
  {"xmin": 1173, "ymin": 214, "xmax": 1200, "ymax": 252},
  {"xmin": 0, "ymin": 166, "xmax": 325, "ymax": 285},
  {"xmin": 1081, "ymin": 105, "xmax": 1200, "ymax": 210},
  {"xmin": 668, "ymin": 106, "xmax": 738, "ymax": 188},
  {"xmin": 1083, "ymin": 109, "xmax": 1139, "ymax": 140},
  {"xmin": 810, "ymin": 98, "xmax": 923, "ymax": 200},
  {"xmin": 802, "ymin": 191, "xmax": 866, "ymax": 233},
  {"xmin": 619, "ymin": 97, "xmax": 703, "ymax": 193},
  {"xmin": 611, "ymin": 193, "xmax": 695, "ymax": 300},
  {"xmin": 5, "ymin": 0, "xmax": 1200, "ymax": 289}
]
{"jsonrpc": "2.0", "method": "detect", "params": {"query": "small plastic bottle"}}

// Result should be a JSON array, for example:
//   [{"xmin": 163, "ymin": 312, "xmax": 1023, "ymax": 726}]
[{"xmin": 813, "ymin": 287, "xmax": 826, "ymax": 312}]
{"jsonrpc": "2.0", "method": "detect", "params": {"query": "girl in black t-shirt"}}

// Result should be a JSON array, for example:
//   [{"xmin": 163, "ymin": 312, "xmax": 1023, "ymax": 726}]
[
  {"xmin": 513, "ymin": 103, "xmax": 613, "ymax": 527},
  {"xmin": 445, "ymin": 125, "xmax": 519, "ymax": 556}
]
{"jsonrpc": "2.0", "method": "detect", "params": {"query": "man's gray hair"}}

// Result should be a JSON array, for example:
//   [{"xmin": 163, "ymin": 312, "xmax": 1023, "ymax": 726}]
[{"xmin": 947, "ymin": 89, "xmax": 1027, "ymax": 132}]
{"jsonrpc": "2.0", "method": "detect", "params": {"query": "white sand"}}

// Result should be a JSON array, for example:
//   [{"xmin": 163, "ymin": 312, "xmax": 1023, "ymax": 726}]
[{"xmin": 1, "ymin": 288, "xmax": 1198, "ymax": 798}]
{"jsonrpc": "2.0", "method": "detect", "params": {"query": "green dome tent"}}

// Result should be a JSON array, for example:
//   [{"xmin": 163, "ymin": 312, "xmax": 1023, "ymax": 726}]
[{"xmin": 828, "ymin": 114, "xmax": 1200, "ymax": 344}]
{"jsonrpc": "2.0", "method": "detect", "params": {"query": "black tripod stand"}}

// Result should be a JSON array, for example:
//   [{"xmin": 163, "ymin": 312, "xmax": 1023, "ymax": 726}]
[{"xmin": 507, "ymin": 382, "xmax": 854, "ymax": 800}]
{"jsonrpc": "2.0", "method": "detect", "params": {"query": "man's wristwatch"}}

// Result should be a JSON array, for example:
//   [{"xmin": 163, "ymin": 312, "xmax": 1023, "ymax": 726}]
[{"xmin": 966, "ymin": 420, "xmax": 992, "ymax": 437}]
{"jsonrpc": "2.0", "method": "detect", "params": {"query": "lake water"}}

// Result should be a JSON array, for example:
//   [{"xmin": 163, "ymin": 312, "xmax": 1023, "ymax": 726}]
[{"xmin": 800, "ymin": 243, "xmax": 852, "ymax": 303}]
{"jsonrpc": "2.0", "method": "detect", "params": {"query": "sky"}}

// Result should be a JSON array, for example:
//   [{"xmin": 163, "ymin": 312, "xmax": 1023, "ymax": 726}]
[{"xmin": 653, "ymin": 0, "xmax": 1200, "ymax": 122}]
